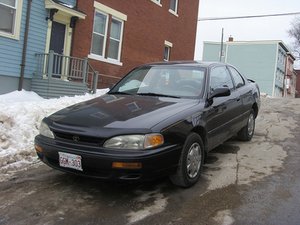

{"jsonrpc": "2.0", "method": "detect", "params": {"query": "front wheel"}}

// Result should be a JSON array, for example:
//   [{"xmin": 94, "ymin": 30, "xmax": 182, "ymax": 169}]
[
  {"xmin": 170, "ymin": 133, "xmax": 204, "ymax": 188},
  {"xmin": 237, "ymin": 109, "xmax": 255, "ymax": 141}
]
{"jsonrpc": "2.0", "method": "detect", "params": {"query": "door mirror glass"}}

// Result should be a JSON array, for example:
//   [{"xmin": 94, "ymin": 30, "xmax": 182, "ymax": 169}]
[{"xmin": 210, "ymin": 87, "xmax": 231, "ymax": 99}]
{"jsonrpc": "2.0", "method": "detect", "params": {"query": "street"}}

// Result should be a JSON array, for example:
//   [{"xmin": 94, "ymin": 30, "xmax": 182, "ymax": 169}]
[{"xmin": 1, "ymin": 97, "xmax": 300, "ymax": 225}]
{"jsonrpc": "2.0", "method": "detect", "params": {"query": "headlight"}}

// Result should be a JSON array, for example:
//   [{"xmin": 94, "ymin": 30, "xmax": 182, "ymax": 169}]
[
  {"xmin": 39, "ymin": 121, "xmax": 54, "ymax": 139},
  {"xmin": 103, "ymin": 134, "xmax": 164, "ymax": 150}
]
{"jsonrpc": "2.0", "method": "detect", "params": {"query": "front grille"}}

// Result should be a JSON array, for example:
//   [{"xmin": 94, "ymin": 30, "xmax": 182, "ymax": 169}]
[{"xmin": 54, "ymin": 132, "xmax": 105, "ymax": 145}]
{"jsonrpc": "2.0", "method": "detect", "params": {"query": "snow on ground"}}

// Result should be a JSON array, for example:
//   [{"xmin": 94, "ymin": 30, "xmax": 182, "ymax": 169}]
[{"xmin": 0, "ymin": 89, "xmax": 108, "ymax": 178}]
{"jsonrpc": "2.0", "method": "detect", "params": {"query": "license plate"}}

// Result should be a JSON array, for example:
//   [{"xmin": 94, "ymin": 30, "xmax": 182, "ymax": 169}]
[{"xmin": 59, "ymin": 152, "xmax": 83, "ymax": 171}]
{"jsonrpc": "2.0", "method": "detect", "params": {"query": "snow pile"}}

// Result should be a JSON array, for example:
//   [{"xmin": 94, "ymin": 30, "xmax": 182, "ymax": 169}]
[
  {"xmin": 0, "ymin": 89, "xmax": 43, "ymax": 104},
  {"xmin": 0, "ymin": 89, "xmax": 108, "ymax": 176}
]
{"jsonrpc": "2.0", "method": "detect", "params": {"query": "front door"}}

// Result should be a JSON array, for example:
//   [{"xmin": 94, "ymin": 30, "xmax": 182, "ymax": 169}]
[
  {"xmin": 205, "ymin": 66, "xmax": 241, "ymax": 150},
  {"xmin": 50, "ymin": 21, "xmax": 65, "ymax": 54},
  {"xmin": 49, "ymin": 21, "xmax": 66, "ymax": 77}
]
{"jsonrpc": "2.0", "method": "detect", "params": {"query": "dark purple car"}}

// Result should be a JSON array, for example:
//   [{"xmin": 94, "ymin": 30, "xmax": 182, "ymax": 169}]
[{"xmin": 35, "ymin": 61, "xmax": 260, "ymax": 187}]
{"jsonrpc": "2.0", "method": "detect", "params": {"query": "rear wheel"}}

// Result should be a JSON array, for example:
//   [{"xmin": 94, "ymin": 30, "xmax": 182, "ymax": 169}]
[
  {"xmin": 170, "ymin": 133, "xmax": 204, "ymax": 188},
  {"xmin": 237, "ymin": 109, "xmax": 255, "ymax": 141}
]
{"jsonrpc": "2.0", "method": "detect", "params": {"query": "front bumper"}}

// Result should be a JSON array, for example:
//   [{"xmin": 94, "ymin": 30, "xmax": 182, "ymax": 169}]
[{"xmin": 35, "ymin": 135, "xmax": 182, "ymax": 181}]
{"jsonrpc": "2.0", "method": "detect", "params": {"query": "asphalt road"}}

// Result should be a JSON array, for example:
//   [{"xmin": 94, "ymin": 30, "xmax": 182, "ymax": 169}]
[{"xmin": 0, "ymin": 97, "xmax": 300, "ymax": 225}]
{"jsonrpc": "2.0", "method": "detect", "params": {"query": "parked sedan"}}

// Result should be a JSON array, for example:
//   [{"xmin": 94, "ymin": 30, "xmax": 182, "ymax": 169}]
[{"xmin": 35, "ymin": 61, "xmax": 260, "ymax": 187}]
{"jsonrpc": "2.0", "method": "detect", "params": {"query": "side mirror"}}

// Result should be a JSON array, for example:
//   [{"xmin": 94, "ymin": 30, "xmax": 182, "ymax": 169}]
[
  {"xmin": 210, "ymin": 87, "xmax": 231, "ymax": 99},
  {"xmin": 206, "ymin": 88, "xmax": 230, "ymax": 106}
]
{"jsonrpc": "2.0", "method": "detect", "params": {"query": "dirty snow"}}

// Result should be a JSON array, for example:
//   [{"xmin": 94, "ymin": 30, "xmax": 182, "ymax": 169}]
[
  {"xmin": 0, "ymin": 89, "xmax": 108, "ymax": 181},
  {"xmin": 213, "ymin": 210, "xmax": 235, "ymax": 225}
]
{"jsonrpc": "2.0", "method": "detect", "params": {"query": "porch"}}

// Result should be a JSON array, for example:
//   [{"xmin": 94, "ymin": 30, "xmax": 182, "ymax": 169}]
[{"xmin": 32, "ymin": 51, "xmax": 99, "ymax": 99}]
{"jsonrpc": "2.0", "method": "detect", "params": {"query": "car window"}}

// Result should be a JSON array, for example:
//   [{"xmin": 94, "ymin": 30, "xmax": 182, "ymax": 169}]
[
  {"xmin": 228, "ymin": 66, "xmax": 245, "ymax": 89},
  {"xmin": 210, "ymin": 66, "xmax": 234, "ymax": 92},
  {"xmin": 118, "ymin": 67, "xmax": 149, "ymax": 91},
  {"xmin": 110, "ymin": 66, "xmax": 206, "ymax": 98}
]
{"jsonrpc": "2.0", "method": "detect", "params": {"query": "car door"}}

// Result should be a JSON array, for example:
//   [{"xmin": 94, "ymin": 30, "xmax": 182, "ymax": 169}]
[
  {"xmin": 228, "ymin": 66, "xmax": 253, "ymax": 130},
  {"xmin": 205, "ymin": 66, "xmax": 242, "ymax": 150}
]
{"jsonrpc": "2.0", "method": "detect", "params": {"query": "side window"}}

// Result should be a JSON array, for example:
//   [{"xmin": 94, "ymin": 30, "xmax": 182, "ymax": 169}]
[
  {"xmin": 163, "ymin": 46, "xmax": 171, "ymax": 61},
  {"xmin": 91, "ymin": 11, "xmax": 108, "ymax": 57},
  {"xmin": 210, "ymin": 66, "xmax": 234, "ymax": 92},
  {"xmin": 164, "ymin": 40, "xmax": 172, "ymax": 61},
  {"xmin": 169, "ymin": 0, "xmax": 178, "ymax": 15},
  {"xmin": 0, "ymin": 0, "xmax": 23, "ymax": 39},
  {"xmin": 228, "ymin": 67, "xmax": 245, "ymax": 88}
]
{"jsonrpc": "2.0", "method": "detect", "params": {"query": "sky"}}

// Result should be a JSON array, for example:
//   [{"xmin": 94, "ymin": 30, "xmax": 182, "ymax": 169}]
[{"xmin": 194, "ymin": 0, "xmax": 300, "ymax": 61}]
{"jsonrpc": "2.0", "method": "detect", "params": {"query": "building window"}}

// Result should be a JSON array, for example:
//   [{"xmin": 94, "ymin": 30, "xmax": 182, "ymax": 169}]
[
  {"xmin": 277, "ymin": 50, "xmax": 286, "ymax": 66},
  {"xmin": 107, "ymin": 17, "xmax": 123, "ymax": 61},
  {"xmin": 169, "ymin": 0, "xmax": 178, "ymax": 15},
  {"xmin": 0, "ymin": 0, "xmax": 22, "ymax": 39},
  {"xmin": 91, "ymin": 11, "xmax": 108, "ymax": 57},
  {"xmin": 91, "ymin": 12, "xmax": 124, "ymax": 61},
  {"xmin": 89, "ymin": 2, "xmax": 127, "ymax": 66},
  {"xmin": 164, "ymin": 46, "xmax": 170, "ymax": 61},
  {"xmin": 150, "ymin": 0, "xmax": 162, "ymax": 6},
  {"xmin": 164, "ymin": 40, "xmax": 173, "ymax": 61}
]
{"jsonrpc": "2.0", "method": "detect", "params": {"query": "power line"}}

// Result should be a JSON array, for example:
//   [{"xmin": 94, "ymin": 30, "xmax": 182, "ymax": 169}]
[{"xmin": 198, "ymin": 12, "xmax": 300, "ymax": 21}]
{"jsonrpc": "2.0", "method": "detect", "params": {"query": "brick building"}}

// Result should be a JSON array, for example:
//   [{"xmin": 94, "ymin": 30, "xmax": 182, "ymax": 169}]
[
  {"xmin": 296, "ymin": 70, "xmax": 300, "ymax": 98},
  {"xmin": 72, "ymin": 0, "xmax": 199, "ymax": 87},
  {"xmin": 284, "ymin": 53, "xmax": 297, "ymax": 98}
]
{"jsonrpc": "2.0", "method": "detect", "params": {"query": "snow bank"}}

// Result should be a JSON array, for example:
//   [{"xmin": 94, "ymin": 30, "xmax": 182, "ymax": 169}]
[{"xmin": 0, "ymin": 89, "xmax": 108, "ymax": 177}]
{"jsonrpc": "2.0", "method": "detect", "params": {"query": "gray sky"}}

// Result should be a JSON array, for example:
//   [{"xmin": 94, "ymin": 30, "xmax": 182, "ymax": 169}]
[{"xmin": 194, "ymin": 0, "xmax": 300, "ymax": 61}]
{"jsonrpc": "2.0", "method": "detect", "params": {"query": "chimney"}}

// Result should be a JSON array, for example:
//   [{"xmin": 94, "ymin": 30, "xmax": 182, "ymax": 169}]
[{"xmin": 228, "ymin": 36, "xmax": 234, "ymax": 42}]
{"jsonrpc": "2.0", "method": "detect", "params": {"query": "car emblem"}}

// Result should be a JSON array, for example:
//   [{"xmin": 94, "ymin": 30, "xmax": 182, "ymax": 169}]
[{"xmin": 73, "ymin": 136, "xmax": 80, "ymax": 142}]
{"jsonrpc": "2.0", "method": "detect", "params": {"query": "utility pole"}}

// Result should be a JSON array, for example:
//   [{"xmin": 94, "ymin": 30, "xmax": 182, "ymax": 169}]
[{"xmin": 220, "ymin": 28, "xmax": 224, "ymax": 62}]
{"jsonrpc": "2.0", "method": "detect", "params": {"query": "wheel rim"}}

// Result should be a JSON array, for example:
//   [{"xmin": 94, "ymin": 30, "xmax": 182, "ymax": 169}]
[
  {"xmin": 186, "ymin": 143, "xmax": 202, "ymax": 179},
  {"xmin": 248, "ymin": 113, "xmax": 255, "ymax": 137}
]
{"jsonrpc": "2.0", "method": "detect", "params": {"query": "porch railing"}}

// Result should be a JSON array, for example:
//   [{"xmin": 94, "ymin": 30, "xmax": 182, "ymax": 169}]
[{"xmin": 35, "ymin": 51, "xmax": 99, "ymax": 93}]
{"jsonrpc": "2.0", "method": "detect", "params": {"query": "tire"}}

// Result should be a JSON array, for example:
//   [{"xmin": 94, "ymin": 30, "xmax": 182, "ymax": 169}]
[
  {"xmin": 237, "ymin": 109, "xmax": 255, "ymax": 141},
  {"xmin": 170, "ymin": 133, "xmax": 204, "ymax": 188}
]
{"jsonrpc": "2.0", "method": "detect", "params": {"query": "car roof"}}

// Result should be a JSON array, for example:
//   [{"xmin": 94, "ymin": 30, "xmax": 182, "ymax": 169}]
[{"xmin": 142, "ymin": 61, "xmax": 230, "ymax": 68}]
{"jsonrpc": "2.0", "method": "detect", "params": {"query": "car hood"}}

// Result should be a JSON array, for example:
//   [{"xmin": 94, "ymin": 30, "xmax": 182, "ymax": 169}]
[{"xmin": 46, "ymin": 94, "xmax": 200, "ymax": 137}]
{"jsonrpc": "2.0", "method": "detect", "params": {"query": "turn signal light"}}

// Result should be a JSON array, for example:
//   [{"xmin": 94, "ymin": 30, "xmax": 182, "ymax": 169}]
[
  {"xmin": 144, "ymin": 134, "xmax": 164, "ymax": 148},
  {"xmin": 35, "ymin": 144, "xmax": 43, "ymax": 153},
  {"xmin": 112, "ymin": 162, "xmax": 142, "ymax": 169}
]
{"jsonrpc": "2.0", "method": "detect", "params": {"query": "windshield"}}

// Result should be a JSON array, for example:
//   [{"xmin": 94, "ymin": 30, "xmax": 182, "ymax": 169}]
[{"xmin": 109, "ymin": 65, "xmax": 206, "ymax": 98}]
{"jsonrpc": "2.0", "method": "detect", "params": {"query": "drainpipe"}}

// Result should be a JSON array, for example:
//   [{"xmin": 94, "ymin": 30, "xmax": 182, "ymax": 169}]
[{"xmin": 18, "ymin": 0, "xmax": 33, "ymax": 91}]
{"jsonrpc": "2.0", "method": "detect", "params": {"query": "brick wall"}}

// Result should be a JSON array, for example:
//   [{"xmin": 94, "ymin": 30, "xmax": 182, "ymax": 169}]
[
  {"xmin": 72, "ymin": 0, "xmax": 199, "ymax": 88},
  {"xmin": 296, "ymin": 70, "xmax": 300, "ymax": 98}
]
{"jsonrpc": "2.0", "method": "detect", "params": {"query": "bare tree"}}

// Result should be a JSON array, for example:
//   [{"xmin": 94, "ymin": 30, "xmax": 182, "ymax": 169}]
[{"xmin": 288, "ymin": 17, "xmax": 300, "ymax": 57}]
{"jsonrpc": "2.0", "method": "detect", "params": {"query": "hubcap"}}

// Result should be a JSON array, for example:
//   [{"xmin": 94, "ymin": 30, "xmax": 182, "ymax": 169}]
[
  {"xmin": 248, "ymin": 113, "xmax": 255, "ymax": 137},
  {"xmin": 186, "ymin": 143, "xmax": 202, "ymax": 179}
]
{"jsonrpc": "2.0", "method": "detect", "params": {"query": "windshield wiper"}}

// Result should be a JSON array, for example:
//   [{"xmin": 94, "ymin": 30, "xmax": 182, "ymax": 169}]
[
  {"xmin": 137, "ymin": 92, "xmax": 180, "ymax": 98},
  {"xmin": 109, "ymin": 91, "xmax": 132, "ymax": 95}
]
